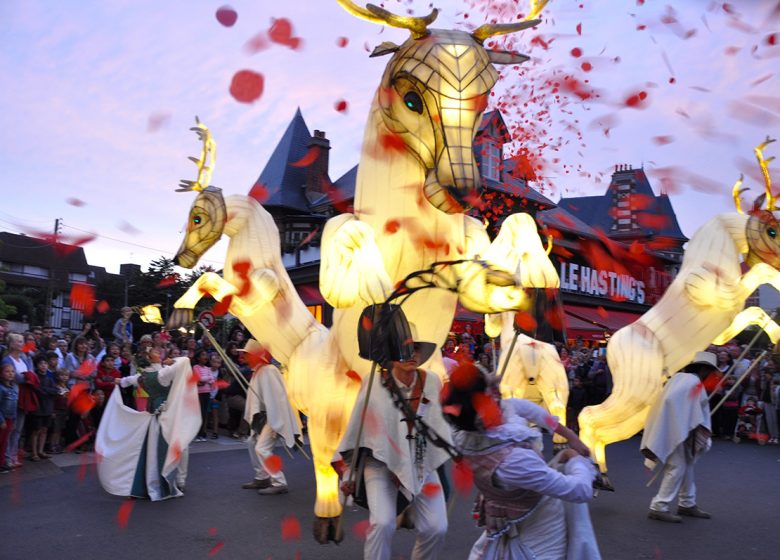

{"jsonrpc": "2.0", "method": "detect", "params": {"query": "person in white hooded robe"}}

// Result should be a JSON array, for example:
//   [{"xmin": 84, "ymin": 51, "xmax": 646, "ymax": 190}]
[
  {"xmin": 239, "ymin": 340, "xmax": 302, "ymax": 495},
  {"xmin": 642, "ymin": 351, "xmax": 715, "ymax": 523}
]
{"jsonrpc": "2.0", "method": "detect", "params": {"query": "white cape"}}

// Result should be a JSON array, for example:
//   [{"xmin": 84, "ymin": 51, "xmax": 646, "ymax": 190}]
[
  {"xmin": 243, "ymin": 363, "xmax": 301, "ymax": 447},
  {"xmin": 640, "ymin": 371, "xmax": 711, "ymax": 468},
  {"xmin": 95, "ymin": 358, "xmax": 200, "ymax": 501}
]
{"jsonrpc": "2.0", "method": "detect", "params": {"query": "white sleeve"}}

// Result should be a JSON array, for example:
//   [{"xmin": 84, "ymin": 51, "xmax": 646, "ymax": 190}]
[
  {"xmin": 494, "ymin": 448, "xmax": 594, "ymax": 503},
  {"xmin": 118, "ymin": 374, "xmax": 140, "ymax": 388},
  {"xmin": 157, "ymin": 362, "xmax": 180, "ymax": 387},
  {"xmin": 505, "ymin": 398, "xmax": 558, "ymax": 431}
]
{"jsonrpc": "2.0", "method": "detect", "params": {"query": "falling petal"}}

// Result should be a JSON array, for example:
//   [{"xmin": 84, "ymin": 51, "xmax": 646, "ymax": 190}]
[
  {"xmin": 264, "ymin": 454, "xmax": 283, "ymax": 474},
  {"xmin": 215, "ymin": 6, "xmax": 237, "ymax": 27},
  {"xmin": 116, "ymin": 499, "xmax": 134, "ymax": 530},
  {"xmin": 352, "ymin": 520, "xmax": 370, "ymax": 540},
  {"xmin": 208, "ymin": 542, "xmax": 225, "ymax": 556},
  {"xmin": 268, "ymin": 18, "xmax": 303, "ymax": 50},
  {"xmin": 66, "ymin": 197, "xmax": 86, "ymax": 207},
  {"xmin": 229, "ymin": 70, "xmax": 264, "ymax": 104},
  {"xmin": 290, "ymin": 146, "xmax": 321, "ymax": 167},
  {"xmin": 281, "ymin": 515, "xmax": 302, "ymax": 541}
]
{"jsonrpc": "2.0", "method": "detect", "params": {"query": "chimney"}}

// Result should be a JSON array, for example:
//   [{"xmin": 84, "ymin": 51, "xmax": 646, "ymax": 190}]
[{"xmin": 305, "ymin": 130, "xmax": 331, "ymax": 198}]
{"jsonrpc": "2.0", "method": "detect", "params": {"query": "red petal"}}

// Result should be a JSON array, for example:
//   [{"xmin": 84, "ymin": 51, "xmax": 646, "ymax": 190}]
[
  {"xmin": 472, "ymin": 393, "xmax": 503, "ymax": 429},
  {"xmin": 450, "ymin": 362, "xmax": 480, "ymax": 390},
  {"xmin": 157, "ymin": 274, "xmax": 179, "ymax": 288},
  {"xmin": 264, "ymin": 454, "xmax": 283, "ymax": 474},
  {"xmin": 66, "ymin": 197, "xmax": 86, "ymax": 207},
  {"xmin": 453, "ymin": 459, "xmax": 473, "ymax": 495},
  {"xmin": 215, "ymin": 6, "xmax": 238, "ymax": 27},
  {"xmin": 21, "ymin": 341, "xmax": 36, "ymax": 353},
  {"xmin": 70, "ymin": 283, "xmax": 96, "ymax": 317},
  {"xmin": 360, "ymin": 314, "xmax": 373, "ymax": 332},
  {"xmin": 243, "ymin": 32, "xmax": 270, "ymax": 55},
  {"xmin": 229, "ymin": 70, "xmax": 264, "ymax": 104},
  {"xmin": 336, "ymin": 37, "xmax": 349, "ymax": 48},
  {"xmin": 211, "ymin": 295, "xmax": 233, "ymax": 317},
  {"xmin": 268, "ymin": 18, "xmax": 302, "ymax": 50},
  {"xmin": 248, "ymin": 181, "xmax": 270, "ymax": 202},
  {"xmin": 281, "ymin": 515, "xmax": 301, "ymax": 540},
  {"xmin": 146, "ymin": 112, "xmax": 171, "ymax": 132},
  {"xmin": 334, "ymin": 99, "xmax": 348, "ymax": 113},
  {"xmin": 514, "ymin": 311, "xmax": 537, "ymax": 333},
  {"xmin": 116, "ymin": 499, "xmax": 134, "ymax": 530},
  {"xmin": 421, "ymin": 482, "xmax": 441, "ymax": 496},
  {"xmin": 345, "ymin": 370, "xmax": 361, "ymax": 383},
  {"xmin": 96, "ymin": 300, "xmax": 110, "ymax": 314},
  {"xmin": 289, "ymin": 146, "xmax": 321, "ymax": 168},
  {"xmin": 207, "ymin": 542, "xmax": 225, "ymax": 556},
  {"xmin": 384, "ymin": 219, "xmax": 401, "ymax": 234},
  {"xmin": 352, "ymin": 520, "xmax": 370, "ymax": 540}
]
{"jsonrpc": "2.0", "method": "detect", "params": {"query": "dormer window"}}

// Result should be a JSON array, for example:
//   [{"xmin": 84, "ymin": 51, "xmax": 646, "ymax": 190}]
[{"xmin": 482, "ymin": 141, "xmax": 501, "ymax": 181}]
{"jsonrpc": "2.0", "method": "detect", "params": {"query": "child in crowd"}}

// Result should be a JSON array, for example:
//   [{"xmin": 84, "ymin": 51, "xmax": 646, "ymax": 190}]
[
  {"xmin": 0, "ymin": 364, "xmax": 18, "ymax": 473},
  {"xmin": 48, "ymin": 369, "xmax": 70, "ymax": 454},
  {"xmin": 95, "ymin": 354, "xmax": 120, "ymax": 398},
  {"xmin": 29, "ymin": 354, "xmax": 58, "ymax": 461},
  {"xmin": 208, "ymin": 353, "xmax": 223, "ymax": 440},
  {"xmin": 192, "ymin": 350, "xmax": 215, "ymax": 442}
]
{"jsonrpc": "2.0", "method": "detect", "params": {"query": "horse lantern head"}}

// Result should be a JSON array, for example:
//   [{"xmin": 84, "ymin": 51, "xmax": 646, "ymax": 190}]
[
  {"xmin": 173, "ymin": 118, "xmax": 226, "ymax": 269},
  {"xmin": 740, "ymin": 138, "xmax": 780, "ymax": 270},
  {"xmin": 337, "ymin": 1, "xmax": 544, "ymax": 214}
]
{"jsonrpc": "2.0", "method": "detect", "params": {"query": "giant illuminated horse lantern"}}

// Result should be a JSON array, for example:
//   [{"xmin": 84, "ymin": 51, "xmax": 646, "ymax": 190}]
[
  {"xmin": 168, "ymin": 0, "xmax": 558, "ymax": 541},
  {"xmin": 578, "ymin": 138, "xmax": 780, "ymax": 486}
]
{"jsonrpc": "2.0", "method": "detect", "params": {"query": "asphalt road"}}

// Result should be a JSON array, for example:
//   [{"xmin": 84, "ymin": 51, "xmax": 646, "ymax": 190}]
[{"xmin": 1, "ymin": 434, "xmax": 778, "ymax": 559}]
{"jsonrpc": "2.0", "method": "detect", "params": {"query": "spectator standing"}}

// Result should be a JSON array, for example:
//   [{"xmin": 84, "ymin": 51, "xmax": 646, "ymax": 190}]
[
  {"xmin": 64, "ymin": 336, "xmax": 96, "ymax": 390},
  {"xmin": 95, "ymin": 354, "xmax": 121, "ymax": 398},
  {"xmin": 3, "ymin": 333, "xmax": 32, "ymax": 468},
  {"xmin": 112, "ymin": 307, "xmax": 134, "ymax": 346},
  {"xmin": 192, "ymin": 350, "xmax": 215, "ymax": 442},
  {"xmin": 29, "ymin": 354, "xmax": 58, "ymax": 461},
  {"xmin": 49, "ymin": 370, "xmax": 70, "ymax": 454},
  {"xmin": 0, "ymin": 363, "xmax": 18, "ymax": 473}
]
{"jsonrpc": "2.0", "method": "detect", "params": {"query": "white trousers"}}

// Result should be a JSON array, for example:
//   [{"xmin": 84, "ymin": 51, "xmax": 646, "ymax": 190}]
[
  {"xmin": 248, "ymin": 424, "xmax": 286, "ymax": 486},
  {"xmin": 363, "ymin": 457, "xmax": 447, "ymax": 560},
  {"xmin": 650, "ymin": 444, "xmax": 697, "ymax": 512},
  {"xmin": 176, "ymin": 448, "xmax": 189, "ymax": 487}
]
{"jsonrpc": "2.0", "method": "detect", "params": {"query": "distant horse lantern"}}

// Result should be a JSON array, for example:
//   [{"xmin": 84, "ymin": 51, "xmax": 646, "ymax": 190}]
[
  {"xmin": 578, "ymin": 138, "xmax": 780, "ymax": 489},
  {"xmin": 167, "ymin": 1, "xmax": 559, "ymax": 543}
]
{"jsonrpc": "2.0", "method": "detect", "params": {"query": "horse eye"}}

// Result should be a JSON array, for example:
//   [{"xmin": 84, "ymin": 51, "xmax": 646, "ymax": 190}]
[
  {"xmin": 403, "ymin": 91, "xmax": 424, "ymax": 114},
  {"xmin": 769, "ymin": 227, "xmax": 777, "ymax": 238},
  {"xmin": 193, "ymin": 215, "xmax": 202, "ymax": 225}
]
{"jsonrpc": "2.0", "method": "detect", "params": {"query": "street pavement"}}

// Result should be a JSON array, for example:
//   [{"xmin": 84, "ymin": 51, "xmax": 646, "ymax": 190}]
[{"xmin": 1, "ymin": 434, "xmax": 779, "ymax": 559}]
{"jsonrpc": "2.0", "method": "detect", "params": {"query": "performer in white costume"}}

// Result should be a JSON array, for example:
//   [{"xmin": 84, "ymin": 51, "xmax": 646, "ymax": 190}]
[
  {"xmin": 334, "ymin": 325, "xmax": 452, "ymax": 560},
  {"xmin": 240, "ymin": 340, "xmax": 301, "ymax": 495},
  {"xmin": 442, "ymin": 364, "xmax": 601, "ymax": 560},
  {"xmin": 642, "ymin": 351, "xmax": 715, "ymax": 523},
  {"xmin": 95, "ymin": 354, "xmax": 200, "ymax": 501}
]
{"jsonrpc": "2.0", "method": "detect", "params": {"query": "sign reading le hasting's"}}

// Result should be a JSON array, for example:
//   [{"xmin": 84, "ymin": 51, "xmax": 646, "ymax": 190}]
[{"xmin": 559, "ymin": 261, "xmax": 646, "ymax": 305}]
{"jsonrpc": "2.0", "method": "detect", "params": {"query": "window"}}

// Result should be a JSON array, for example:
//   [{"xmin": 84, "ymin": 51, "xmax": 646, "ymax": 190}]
[
  {"xmin": 1, "ymin": 263, "xmax": 50, "ymax": 278},
  {"xmin": 478, "ymin": 142, "xmax": 501, "ymax": 181},
  {"xmin": 68, "ymin": 273, "xmax": 88, "ymax": 282}
]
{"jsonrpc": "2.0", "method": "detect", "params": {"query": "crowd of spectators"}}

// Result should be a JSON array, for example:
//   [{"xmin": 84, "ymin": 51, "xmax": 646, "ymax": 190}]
[{"xmin": 0, "ymin": 317, "xmax": 254, "ymax": 474}]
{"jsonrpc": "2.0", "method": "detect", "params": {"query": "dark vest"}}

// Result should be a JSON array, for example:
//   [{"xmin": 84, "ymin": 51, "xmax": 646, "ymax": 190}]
[{"xmin": 142, "ymin": 370, "xmax": 170, "ymax": 413}]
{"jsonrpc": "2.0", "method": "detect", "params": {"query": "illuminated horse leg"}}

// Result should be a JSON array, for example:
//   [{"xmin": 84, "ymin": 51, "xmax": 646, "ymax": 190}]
[
  {"xmin": 712, "ymin": 306, "xmax": 780, "ymax": 345},
  {"xmin": 579, "ymin": 324, "xmax": 663, "ymax": 476},
  {"xmin": 534, "ymin": 345, "xmax": 569, "ymax": 445}
]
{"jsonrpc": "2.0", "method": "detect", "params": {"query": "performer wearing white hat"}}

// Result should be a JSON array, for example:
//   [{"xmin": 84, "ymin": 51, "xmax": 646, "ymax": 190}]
[
  {"xmin": 240, "ymin": 340, "xmax": 301, "ymax": 495},
  {"xmin": 642, "ymin": 351, "xmax": 716, "ymax": 523}
]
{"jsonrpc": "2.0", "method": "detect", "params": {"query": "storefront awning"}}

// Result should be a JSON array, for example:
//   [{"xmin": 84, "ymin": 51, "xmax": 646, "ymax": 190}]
[{"xmin": 563, "ymin": 304, "xmax": 643, "ymax": 341}]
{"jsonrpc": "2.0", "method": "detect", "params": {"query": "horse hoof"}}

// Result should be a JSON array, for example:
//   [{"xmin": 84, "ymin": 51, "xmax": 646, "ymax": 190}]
[
  {"xmin": 593, "ymin": 472, "xmax": 615, "ymax": 492},
  {"xmin": 313, "ymin": 517, "xmax": 331, "ymax": 544},
  {"xmin": 165, "ymin": 308, "xmax": 193, "ymax": 330}
]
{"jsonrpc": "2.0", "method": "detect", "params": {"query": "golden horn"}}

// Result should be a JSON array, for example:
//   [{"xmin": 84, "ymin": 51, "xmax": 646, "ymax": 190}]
[
  {"xmin": 473, "ymin": 19, "xmax": 541, "ymax": 42},
  {"xmin": 336, "ymin": 0, "xmax": 437, "ymax": 39},
  {"xmin": 755, "ymin": 136, "xmax": 776, "ymax": 211},
  {"xmin": 545, "ymin": 235, "xmax": 554, "ymax": 255},
  {"xmin": 732, "ymin": 174, "xmax": 744, "ymax": 215},
  {"xmin": 178, "ymin": 116, "xmax": 216, "ymax": 193}
]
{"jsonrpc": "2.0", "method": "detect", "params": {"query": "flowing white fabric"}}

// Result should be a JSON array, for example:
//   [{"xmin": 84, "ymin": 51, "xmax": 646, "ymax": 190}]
[
  {"xmin": 336, "ymin": 369, "xmax": 453, "ymax": 496},
  {"xmin": 243, "ymin": 363, "xmax": 301, "ymax": 448},
  {"xmin": 640, "ymin": 372, "xmax": 711, "ymax": 469},
  {"xmin": 95, "ymin": 358, "xmax": 200, "ymax": 500}
]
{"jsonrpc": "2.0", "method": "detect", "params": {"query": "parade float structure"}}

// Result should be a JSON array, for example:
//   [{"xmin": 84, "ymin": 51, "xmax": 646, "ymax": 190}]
[
  {"xmin": 167, "ymin": 0, "xmax": 559, "ymax": 542},
  {"xmin": 579, "ymin": 138, "xmax": 780, "ymax": 486}
]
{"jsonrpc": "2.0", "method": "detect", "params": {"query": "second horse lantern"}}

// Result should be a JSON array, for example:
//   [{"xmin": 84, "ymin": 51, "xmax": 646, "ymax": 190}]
[{"xmin": 168, "ymin": 0, "xmax": 558, "ymax": 542}]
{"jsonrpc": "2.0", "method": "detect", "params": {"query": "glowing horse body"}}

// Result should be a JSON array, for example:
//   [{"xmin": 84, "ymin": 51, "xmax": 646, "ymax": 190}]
[
  {"xmin": 579, "ymin": 140, "xmax": 780, "ymax": 479},
  {"xmin": 170, "ymin": 1, "xmax": 558, "ymax": 541}
]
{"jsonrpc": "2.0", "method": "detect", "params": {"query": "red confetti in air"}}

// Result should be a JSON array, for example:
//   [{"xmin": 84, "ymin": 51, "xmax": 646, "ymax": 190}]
[
  {"xmin": 208, "ymin": 527, "xmax": 218, "ymax": 536},
  {"xmin": 243, "ymin": 32, "xmax": 270, "ymax": 55},
  {"xmin": 264, "ymin": 454, "xmax": 283, "ymax": 474},
  {"xmin": 96, "ymin": 300, "xmax": 110, "ymax": 314},
  {"xmin": 211, "ymin": 295, "xmax": 233, "ymax": 317},
  {"xmin": 689, "ymin": 382, "xmax": 704, "ymax": 400},
  {"xmin": 334, "ymin": 99, "xmax": 348, "ymax": 113},
  {"xmin": 268, "ymin": 18, "xmax": 302, "ymax": 50},
  {"xmin": 596, "ymin": 306, "xmax": 609, "ymax": 319},
  {"xmin": 453, "ymin": 459, "xmax": 473, "ymax": 495},
  {"xmin": 514, "ymin": 312, "xmax": 537, "ymax": 333},
  {"xmin": 570, "ymin": 47, "xmax": 582, "ymax": 58},
  {"xmin": 360, "ymin": 314, "xmax": 373, "ymax": 333},
  {"xmin": 229, "ymin": 70, "xmax": 264, "ymax": 104},
  {"xmin": 576, "ymin": 23, "xmax": 582, "ymax": 35},
  {"xmin": 281, "ymin": 515, "xmax": 302, "ymax": 541},
  {"xmin": 290, "ymin": 146, "xmax": 320, "ymax": 167},
  {"xmin": 581, "ymin": 61, "xmax": 592, "ymax": 72},
  {"xmin": 352, "ymin": 520, "xmax": 370, "ymax": 540},
  {"xmin": 384, "ymin": 219, "xmax": 401, "ymax": 234},
  {"xmin": 637, "ymin": 213, "xmax": 670, "ymax": 229},
  {"xmin": 248, "ymin": 182, "xmax": 270, "ymax": 203},
  {"xmin": 116, "ymin": 499, "xmax": 134, "ymax": 530},
  {"xmin": 21, "ymin": 341, "xmax": 36, "ymax": 353},
  {"xmin": 442, "ymin": 404, "xmax": 462, "ymax": 417},
  {"xmin": 66, "ymin": 197, "xmax": 86, "ymax": 207},
  {"xmin": 624, "ymin": 90, "xmax": 648, "ymax": 109},
  {"xmin": 215, "ymin": 6, "xmax": 237, "ymax": 27},
  {"xmin": 147, "ymin": 112, "xmax": 171, "ymax": 132},
  {"xmin": 378, "ymin": 130, "xmax": 407, "ymax": 154},
  {"xmin": 345, "ymin": 370, "xmax": 361, "ymax": 383},
  {"xmin": 652, "ymin": 135, "xmax": 674, "ymax": 146},
  {"xmin": 157, "ymin": 274, "xmax": 178, "ymax": 288},
  {"xmin": 68, "ymin": 384, "xmax": 96, "ymax": 415},
  {"xmin": 766, "ymin": 33, "xmax": 778, "ymax": 46},
  {"xmin": 208, "ymin": 542, "xmax": 225, "ymax": 556},
  {"xmin": 215, "ymin": 379, "xmax": 230, "ymax": 391},
  {"xmin": 544, "ymin": 414, "xmax": 558, "ymax": 430},
  {"xmin": 65, "ymin": 430, "xmax": 93, "ymax": 453},
  {"xmin": 336, "ymin": 37, "xmax": 349, "ymax": 48},
  {"xmin": 472, "ymin": 393, "xmax": 502, "ymax": 429},
  {"xmin": 70, "ymin": 283, "xmax": 96, "ymax": 317},
  {"xmin": 421, "ymin": 483, "xmax": 441, "ymax": 497}
]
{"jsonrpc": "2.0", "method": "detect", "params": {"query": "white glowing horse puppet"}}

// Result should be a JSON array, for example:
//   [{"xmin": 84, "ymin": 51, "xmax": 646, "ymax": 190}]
[
  {"xmin": 579, "ymin": 138, "xmax": 780, "ymax": 484},
  {"xmin": 168, "ymin": 1, "xmax": 558, "ymax": 542}
]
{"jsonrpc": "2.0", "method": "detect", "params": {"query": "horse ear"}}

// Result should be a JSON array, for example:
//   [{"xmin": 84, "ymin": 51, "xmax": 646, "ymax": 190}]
[
  {"xmin": 753, "ymin": 194, "xmax": 767, "ymax": 213},
  {"xmin": 370, "ymin": 41, "xmax": 401, "ymax": 57},
  {"xmin": 487, "ymin": 50, "xmax": 530, "ymax": 65}
]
